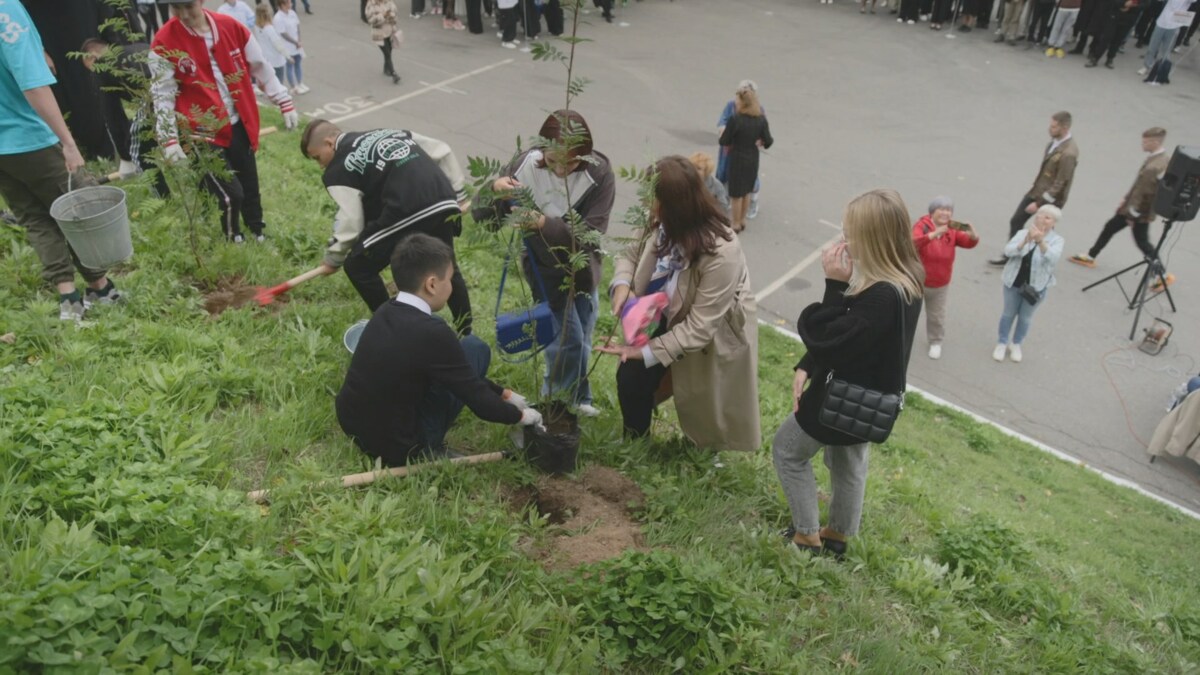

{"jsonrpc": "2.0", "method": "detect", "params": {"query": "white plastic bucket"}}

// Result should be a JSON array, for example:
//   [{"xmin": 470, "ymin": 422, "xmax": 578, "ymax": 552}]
[{"xmin": 49, "ymin": 180, "xmax": 133, "ymax": 270}]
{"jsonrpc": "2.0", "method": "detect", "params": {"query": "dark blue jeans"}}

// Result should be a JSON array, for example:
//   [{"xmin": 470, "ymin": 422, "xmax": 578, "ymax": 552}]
[{"xmin": 416, "ymin": 334, "xmax": 492, "ymax": 450}]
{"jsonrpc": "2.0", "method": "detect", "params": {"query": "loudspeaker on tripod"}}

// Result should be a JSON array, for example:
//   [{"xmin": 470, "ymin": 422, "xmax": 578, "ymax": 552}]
[{"xmin": 1154, "ymin": 145, "xmax": 1200, "ymax": 222}]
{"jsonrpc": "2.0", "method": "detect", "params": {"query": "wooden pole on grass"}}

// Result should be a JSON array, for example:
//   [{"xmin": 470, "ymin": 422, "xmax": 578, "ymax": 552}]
[{"xmin": 246, "ymin": 451, "xmax": 508, "ymax": 503}]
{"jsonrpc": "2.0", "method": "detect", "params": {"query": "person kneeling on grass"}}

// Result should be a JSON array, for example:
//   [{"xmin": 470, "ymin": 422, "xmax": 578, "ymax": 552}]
[
  {"xmin": 302, "ymin": 118, "xmax": 475, "ymax": 333},
  {"xmin": 336, "ymin": 234, "xmax": 543, "ymax": 466},
  {"xmin": 599, "ymin": 156, "xmax": 760, "ymax": 453}
]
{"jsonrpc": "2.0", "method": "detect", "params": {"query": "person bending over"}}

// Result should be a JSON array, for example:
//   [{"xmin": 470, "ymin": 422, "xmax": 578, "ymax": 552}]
[
  {"xmin": 301, "ymin": 118, "xmax": 473, "ymax": 333},
  {"xmin": 336, "ymin": 234, "xmax": 542, "ymax": 466}
]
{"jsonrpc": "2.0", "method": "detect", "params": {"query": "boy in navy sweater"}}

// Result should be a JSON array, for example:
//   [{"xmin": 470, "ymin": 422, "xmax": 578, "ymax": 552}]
[{"xmin": 336, "ymin": 234, "xmax": 542, "ymax": 465}]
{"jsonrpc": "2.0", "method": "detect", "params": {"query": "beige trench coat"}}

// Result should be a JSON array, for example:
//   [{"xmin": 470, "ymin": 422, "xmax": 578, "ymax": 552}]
[
  {"xmin": 612, "ymin": 233, "xmax": 762, "ymax": 452},
  {"xmin": 1149, "ymin": 391, "xmax": 1200, "ymax": 463}
]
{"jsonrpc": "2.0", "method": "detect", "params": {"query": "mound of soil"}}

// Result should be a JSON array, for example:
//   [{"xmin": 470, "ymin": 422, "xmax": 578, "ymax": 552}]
[
  {"xmin": 512, "ymin": 466, "xmax": 647, "ymax": 570},
  {"xmin": 200, "ymin": 276, "xmax": 286, "ymax": 316}
]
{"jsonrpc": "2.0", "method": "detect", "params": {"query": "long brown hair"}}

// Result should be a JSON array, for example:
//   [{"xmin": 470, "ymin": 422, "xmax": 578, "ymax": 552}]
[
  {"xmin": 842, "ymin": 189, "xmax": 924, "ymax": 302},
  {"xmin": 652, "ymin": 155, "xmax": 732, "ymax": 263}
]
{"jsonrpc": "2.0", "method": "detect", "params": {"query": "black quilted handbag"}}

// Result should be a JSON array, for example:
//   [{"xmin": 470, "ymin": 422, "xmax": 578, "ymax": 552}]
[{"xmin": 818, "ymin": 287, "xmax": 909, "ymax": 444}]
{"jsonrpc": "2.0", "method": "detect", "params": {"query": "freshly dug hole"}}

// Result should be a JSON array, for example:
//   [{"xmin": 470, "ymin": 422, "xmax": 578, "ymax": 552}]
[{"xmin": 515, "ymin": 466, "xmax": 648, "ymax": 569}]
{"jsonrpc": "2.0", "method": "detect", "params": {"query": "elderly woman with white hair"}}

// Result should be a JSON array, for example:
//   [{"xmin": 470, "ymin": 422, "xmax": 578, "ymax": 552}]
[
  {"xmin": 912, "ymin": 196, "xmax": 978, "ymax": 359},
  {"xmin": 995, "ymin": 204, "xmax": 1064, "ymax": 363}
]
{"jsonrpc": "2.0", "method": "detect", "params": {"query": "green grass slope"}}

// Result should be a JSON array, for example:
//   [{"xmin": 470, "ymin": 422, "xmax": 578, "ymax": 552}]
[{"xmin": 2, "ymin": 126, "xmax": 1199, "ymax": 673}]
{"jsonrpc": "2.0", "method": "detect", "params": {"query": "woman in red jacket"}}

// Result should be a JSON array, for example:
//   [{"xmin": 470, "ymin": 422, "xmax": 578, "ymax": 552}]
[{"xmin": 912, "ymin": 197, "xmax": 979, "ymax": 359}]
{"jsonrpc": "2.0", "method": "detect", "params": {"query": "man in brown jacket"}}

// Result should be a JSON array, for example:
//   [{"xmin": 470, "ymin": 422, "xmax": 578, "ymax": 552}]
[
  {"xmin": 1069, "ymin": 127, "xmax": 1169, "ymax": 268},
  {"xmin": 989, "ymin": 111, "xmax": 1079, "ymax": 265}
]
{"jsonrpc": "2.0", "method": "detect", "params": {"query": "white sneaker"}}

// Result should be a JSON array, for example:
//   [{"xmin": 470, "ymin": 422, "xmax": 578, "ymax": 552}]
[
  {"xmin": 501, "ymin": 41, "xmax": 517, "ymax": 49},
  {"xmin": 296, "ymin": 83, "xmax": 310, "ymax": 94},
  {"xmin": 929, "ymin": 344, "xmax": 942, "ymax": 360},
  {"xmin": 1009, "ymin": 344, "xmax": 1023, "ymax": 363},
  {"xmin": 1137, "ymin": 66, "xmax": 1148, "ymax": 75},
  {"xmin": 576, "ymin": 404, "xmax": 601, "ymax": 418},
  {"xmin": 992, "ymin": 344, "xmax": 1007, "ymax": 362},
  {"xmin": 59, "ymin": 299, "xmax": 86, "ymax": 322}
]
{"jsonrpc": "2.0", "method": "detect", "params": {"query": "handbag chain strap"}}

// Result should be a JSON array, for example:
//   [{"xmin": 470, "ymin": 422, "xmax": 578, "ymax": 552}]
[
  {"xmin": 494, "ymin": 231, "xmax": 553, "ymax": 318},
  {"xmin": 824, "ymin": 285, "xmax": 910, "ymax": 408}
]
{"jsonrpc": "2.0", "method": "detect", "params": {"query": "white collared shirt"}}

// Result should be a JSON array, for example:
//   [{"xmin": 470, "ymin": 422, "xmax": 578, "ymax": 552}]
[
  {"xmin": 1048, "ymin": 133, "xmax": 1071, "ymax": 156},
  {"xmin": 395, "ymin": 291, "xmax": 432, "ymax": 316}
]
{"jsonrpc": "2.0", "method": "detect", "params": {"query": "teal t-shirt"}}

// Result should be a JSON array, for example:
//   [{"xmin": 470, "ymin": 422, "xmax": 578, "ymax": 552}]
[{"xmin": 0, "ymin": 0, "xmax": 60, "ymax": 155}]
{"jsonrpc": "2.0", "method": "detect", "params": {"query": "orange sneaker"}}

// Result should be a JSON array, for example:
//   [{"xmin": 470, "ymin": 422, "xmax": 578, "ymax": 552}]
[
  {"xmin": 1069, "ymin": 253, "xmax": 1096, "ymax": 268},
  {"xmin": 1151, "ymin": 273, "xmax": 1176, "ymax": 293}
]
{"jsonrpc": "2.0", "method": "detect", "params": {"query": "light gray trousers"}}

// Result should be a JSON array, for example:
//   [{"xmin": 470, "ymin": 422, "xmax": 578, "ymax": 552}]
[{"xmin": 772, "ymin": 414, "xmax": 870, "ymax": 536}]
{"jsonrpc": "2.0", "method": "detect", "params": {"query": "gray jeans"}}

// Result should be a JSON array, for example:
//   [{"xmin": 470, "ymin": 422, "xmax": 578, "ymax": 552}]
[{"xmin": 772, "ymin": 414, "xmax": 870, "ymax": 536}]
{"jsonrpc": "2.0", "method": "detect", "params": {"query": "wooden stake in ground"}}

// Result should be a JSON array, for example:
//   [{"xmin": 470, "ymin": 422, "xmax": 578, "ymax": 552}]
[{"xmin": 247, "ymin": 452, "xmax": 508, "ymax": 503}]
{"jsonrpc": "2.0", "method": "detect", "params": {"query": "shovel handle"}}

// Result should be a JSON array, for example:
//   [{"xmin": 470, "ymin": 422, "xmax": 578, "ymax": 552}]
[
  {"xmin": 246, "ymin": 451, "xmax": 507, "ymax": 503},
  {"xmin": 281, "ymin": 266, "xmax": 327, "ymax": 291}
]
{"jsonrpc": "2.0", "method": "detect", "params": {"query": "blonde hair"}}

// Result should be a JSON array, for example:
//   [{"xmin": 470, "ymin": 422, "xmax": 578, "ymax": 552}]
[
  {"xmin": 688, "ymin": 152, "xmax": 715, "ymax": 178},
  {"xmin": 734, "ymin": 87, "xmax": 762, "ymax": 117},
  {"xmin": 255, "ymin": 3, "xmax": 273, "ymax": 26},
  {"xmin": 842, "ymin": 189, "xmax": 925, "ymax": 302}
]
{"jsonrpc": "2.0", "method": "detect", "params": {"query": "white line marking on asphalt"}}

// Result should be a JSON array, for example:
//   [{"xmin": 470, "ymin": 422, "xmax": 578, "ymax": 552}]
[
  {"xmin": 418, "ymin": 81, "xmax": 468, "ymax": 95},
  {"xmin": 329, "ymin": 59, "xmax": 515, "ymax": 124},
  {"xmin": 755, "ymin": 231, "xmax": 842, "ymax": 303},
  {"xmin": 819, "ymin": 219, "xmax": 841, "ymax": 230},
  {"xmin": 763, "ymin": 320, "xmax": 1200, "ymax": 521}
]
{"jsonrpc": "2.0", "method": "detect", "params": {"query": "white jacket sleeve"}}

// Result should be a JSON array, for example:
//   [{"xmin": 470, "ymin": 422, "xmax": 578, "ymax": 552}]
[
  {"xmin": 411, "ymin": 131, "xmax": 467, "ymax": 202},
  {"xmin": 324, "ymin": 185, "xmax": 367, "ymax": 267},
  {"xmin": 243, "ymin": 33, "xmax": 293, "ymax": 111},
  {"xmin": 148, "ymin": 50, "xmax": 180, "ymax": 147}
]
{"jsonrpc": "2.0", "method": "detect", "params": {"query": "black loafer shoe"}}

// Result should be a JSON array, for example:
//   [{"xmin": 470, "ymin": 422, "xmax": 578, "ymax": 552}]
[{"xmin": 822, "ymin": 538, "xmax": 847, "ymax": 561}]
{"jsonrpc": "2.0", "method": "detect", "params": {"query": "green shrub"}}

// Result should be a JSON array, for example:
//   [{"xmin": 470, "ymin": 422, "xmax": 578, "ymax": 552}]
[
  {"xmin": 936, "ymin": 517, "xmax": 1026, "ymax": 582},
  {"xmin": 565, "ymin": 550, "xmax": 766, "ymax": 671}
]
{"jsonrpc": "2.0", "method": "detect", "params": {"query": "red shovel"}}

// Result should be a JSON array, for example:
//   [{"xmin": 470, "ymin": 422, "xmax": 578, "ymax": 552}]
[{"xmin": 254, "ymin": 266, "xmax": 327, "ymax": 306}]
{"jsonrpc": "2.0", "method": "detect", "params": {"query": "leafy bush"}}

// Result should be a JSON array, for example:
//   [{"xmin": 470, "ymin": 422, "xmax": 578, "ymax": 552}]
[
  {"xmin": 936, "ymin": 517, "xmax": 1026, "ymax": 582},
  {"xmin": 564, "ymin": 550, "xmax": 766, "ymax": 671}
]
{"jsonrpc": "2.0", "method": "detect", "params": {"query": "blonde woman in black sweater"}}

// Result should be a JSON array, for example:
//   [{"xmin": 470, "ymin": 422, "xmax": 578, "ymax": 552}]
[{"xmin": 773, "ymin": 189, "xmax": 924, "ymax": 559}]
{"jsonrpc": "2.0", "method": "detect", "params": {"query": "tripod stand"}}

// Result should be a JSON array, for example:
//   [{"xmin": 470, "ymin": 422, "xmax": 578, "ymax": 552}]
[{"xmin": 1082, "ymin": 219, "xmax": 1177, "ymax": 340}]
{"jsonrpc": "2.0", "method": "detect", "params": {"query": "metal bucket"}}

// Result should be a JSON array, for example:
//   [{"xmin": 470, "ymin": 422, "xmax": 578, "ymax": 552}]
[
  {"xmin": 343, "ymin": 320, "xmax": 369, "ymax": 353},
  {"xmin": 49, "ymin": 181, "xmax": 132, "ymax": 270}
]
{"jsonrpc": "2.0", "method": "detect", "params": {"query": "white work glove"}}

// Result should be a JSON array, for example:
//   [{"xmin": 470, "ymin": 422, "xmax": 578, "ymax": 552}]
[
  {"xmin": 502, "ymin": 389, "xmax": 530, "ymax": 411},
  {"xmin": 161, "ymin": 143, "xmax": 188, "ymax": 165},
  {"xmin": 519, "ymin": 408, "xmax": 544, "ymax": 429},
  {"xmin": 280, "ymin": 101, "xmax": 299, "ymax": 130},
  {"xmin": 117, "ymin": 159, "xmax": 140, "ymax": 179}
]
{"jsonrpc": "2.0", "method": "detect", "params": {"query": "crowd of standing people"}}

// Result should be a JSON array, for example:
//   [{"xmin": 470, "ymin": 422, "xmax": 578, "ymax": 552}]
[{"xmin": 847, "ymin": 0, "xmax": 1197, "ymax": 79}]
